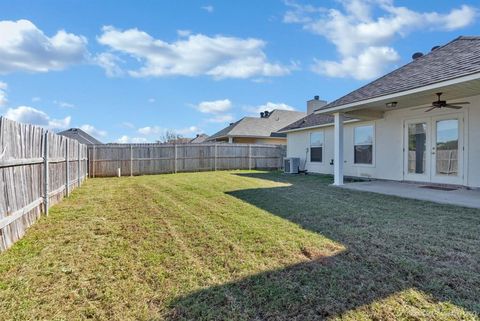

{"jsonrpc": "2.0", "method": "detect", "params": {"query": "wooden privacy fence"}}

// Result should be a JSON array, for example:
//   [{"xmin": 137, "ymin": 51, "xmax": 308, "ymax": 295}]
[
  {"xmin": 0, "ymin": 117, "xmax": 88, "ymax": 251},
  {"xmin": 89, "ymin": 143, "xmax": 286, "ymax": 177}
]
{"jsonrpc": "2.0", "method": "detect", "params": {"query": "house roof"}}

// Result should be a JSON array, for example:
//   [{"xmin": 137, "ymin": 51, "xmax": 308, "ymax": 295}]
[
  {"xmin": 190, "ymin": 134, "xmax": 209, "ymax": 143},
  {"xmin": 58, "ymin": 128, "xmax": 103, "ymax": 145},
  {"xmin": 208, "ymin": 109, "xmax": 305, "ymax": 140},
  {"xmin": 279, "ymin": 113, "xmax": 355, "ymax": 132},
  {"xmin": 318, "ymin": 36, "xmax": 480, "ymax": 112}
]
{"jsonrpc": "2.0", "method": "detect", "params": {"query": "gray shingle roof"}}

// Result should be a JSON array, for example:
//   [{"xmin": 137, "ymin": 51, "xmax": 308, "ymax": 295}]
[
  {"xmin": 58, "ymin": 128, "xmax": 103, "ymax": 145},
  {"xmin": 279, "ymin": 113, "xmax": 356, "ymax": 132},
  {"xmin": 319, "ymin": 36, "xmax": 480, "ymax": 111},
  {"xmin": 208, "ymin": 110, "xmax": 305, "ymax": 140}
]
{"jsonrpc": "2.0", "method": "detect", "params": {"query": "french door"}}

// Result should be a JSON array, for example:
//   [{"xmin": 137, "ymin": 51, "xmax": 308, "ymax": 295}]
[{"xmin": 404, "ymin": 114, "xmax": 463, "ymax": 185}]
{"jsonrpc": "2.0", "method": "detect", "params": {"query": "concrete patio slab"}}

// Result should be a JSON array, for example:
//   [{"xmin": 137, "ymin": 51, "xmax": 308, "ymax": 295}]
[{"xmin": 339, "ymin": 180, "xmax": 480, "ymax": 209}]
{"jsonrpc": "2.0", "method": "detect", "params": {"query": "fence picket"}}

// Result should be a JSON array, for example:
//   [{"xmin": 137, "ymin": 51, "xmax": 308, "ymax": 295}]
[
  {"xmin": 0, "ymin": 117, "xmax": 88, "ymax": 251},
  {"xmin": 87, "ymin": 143, "xmax": 286, "ymax": 177}
]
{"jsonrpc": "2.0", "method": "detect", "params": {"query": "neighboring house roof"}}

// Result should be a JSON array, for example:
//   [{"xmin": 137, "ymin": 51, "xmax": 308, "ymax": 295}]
[
  {"xmin": 279, "ymin": 113, "xmax": 356, "ymax": 132},
  {"xmin": 190, "ymin": 134, "xmax": 209, "ymax": 143},
  {"xmin": 319, "ymin": 36, "xmax": 480, "ymax": 111},
  {"xmin": 208, "ymin": 109, "xmax": 305, "ymax": 140},
  {"xmin": 58, "ymin": 128, "xmax": 103, "ymax": 145}
]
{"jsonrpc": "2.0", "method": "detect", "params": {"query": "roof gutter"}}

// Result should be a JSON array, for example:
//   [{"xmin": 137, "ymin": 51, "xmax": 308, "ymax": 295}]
[{"xmin": 316, "ymin": 72, "xmax": 480, "ymax": 114}]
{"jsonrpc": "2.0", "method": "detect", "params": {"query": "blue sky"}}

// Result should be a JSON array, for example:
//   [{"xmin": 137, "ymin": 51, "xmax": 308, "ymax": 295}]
[{"xmin": 0, "ymin": 0, "xmax": 478, "ymax": 143}]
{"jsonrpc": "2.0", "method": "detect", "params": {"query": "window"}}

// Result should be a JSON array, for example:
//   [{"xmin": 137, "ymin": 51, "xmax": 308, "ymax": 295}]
[
  {"xmin": 310, "ymin": 132, "xmax": 323, "ymax": 162},
  {"xmin": 354, "ymin": 125, "xmax": 374, "ymax": 164}
]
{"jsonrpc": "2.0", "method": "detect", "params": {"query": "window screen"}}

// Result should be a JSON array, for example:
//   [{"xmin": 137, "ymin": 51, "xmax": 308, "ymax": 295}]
[
  {"xmin": 354, "ymin": 125, "xmax": 373, "ymax": 164},
  {"xmin": 310, "ymin": 132, "xmax": 323, "ymax": 162}
]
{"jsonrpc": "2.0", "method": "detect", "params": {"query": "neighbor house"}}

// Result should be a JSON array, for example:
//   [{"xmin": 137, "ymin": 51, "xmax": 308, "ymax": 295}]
[
  {"xmin": 280, "ymin": 36, "xmax": 480, "ymax": 188},
  {"xmin": 58, "ymin": 128, "xmax": 103, "ymax": 145},
  {"xmin": 208, "ymin": 109, "xmax": 305, "ymax": 145},
  {"xmin": 190, "ymin": 134, "xmax": 209, "ymax": 143}
]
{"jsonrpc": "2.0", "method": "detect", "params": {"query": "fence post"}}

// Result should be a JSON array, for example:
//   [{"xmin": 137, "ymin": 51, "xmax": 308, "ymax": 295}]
[
  {"xmin": 248, "ymin": 144, "xmax": 252, "ymax": 170},
  {"xmin": 92, "ymin": 145, "xmax": 96, "ymax": 178},
  {"xmin": 130, "ymin": 145, "xmax": 133, "ymax": 177},
  {"xmin": 43, "ymin": 132, "xmax": 49, "ymax": 215},
  {"xmin": 174, "ymin": 144, "xmax": 177, "ymax": 173},
  {"xmin": 214, "ymin": 144, "xmax": 217, "ymax": 171},
  {"xmin": 65, "ymin": 141, "xmax": 70, "ymax": 197},
  {"xmin": 77, "ymin": 143, "xmax": 81, "ymax": 186}
]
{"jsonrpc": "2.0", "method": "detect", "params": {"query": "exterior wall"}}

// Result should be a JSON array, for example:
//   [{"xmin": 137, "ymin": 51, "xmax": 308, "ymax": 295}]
[{"xmin": 286, "ymin": 94, "xmax": 480, "ymax": 187}]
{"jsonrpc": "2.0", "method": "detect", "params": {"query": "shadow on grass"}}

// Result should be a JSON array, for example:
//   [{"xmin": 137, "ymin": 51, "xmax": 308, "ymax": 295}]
[{"xmin": 167, "ymin": 172, "xmax": 480, "ymax": 320}]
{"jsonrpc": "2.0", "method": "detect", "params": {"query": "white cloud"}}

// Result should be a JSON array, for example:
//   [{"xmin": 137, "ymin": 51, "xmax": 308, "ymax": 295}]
[
  {"xmin": 79, "ymin": 124, "xmax": 107, "ymax": 138},
  {"xmin": 31, "ymin": 97, "xmax": 41, "ymax": 102},
  {"xmin": 246, "ymin": 102, "xmax": 297, "ymax": 115},
  {"xmin": 207, "ymin": 114, "xmax": 234, "ymax": 123},
  {"xmin": 311, "ymin": 46, "xmax": 400, "ymax": 80},
  {"xmin": 4, "ymin": 106, "xmax": 71, "ymax": 129},
  {"xmin": 177, "ymin": 126, "xmax": 200, "ymax": 136},
  {"xmin": 97, "ymin": 26, "xmax": 291, "ymax": 79},
  {"xmin": 54, "ymin": 100, "xmax": 75, "ymax": 108},
  {"xmin": 117, "ymin": 135, "xmax": 148, "ymax": 143},
  {"xmin": 94, "ymin": 52, "xmax": 124, "ymax": 77},
  {"xmin": 284, "ymin": 1, "xmax": 478, "ymax": 79},
  {"xmin": 201, "ymin": 5, "xmax": 214, "ymax": 13},
  {"xmin": 121, "ymin": 121, "xmax": 135, "ymax": 129},
  {"xmin": 0, "ymin": 19, "xmax": 88, "ymax": 74},
  {"xmin": 138, "ymin": 125, "xmax": 200, "ymax": 137},
  {"xmin": 138, "ymin": 126, "xmax": 163, "ymax": 136},
  {"xmin": 177, "ymin": 29, "xmax": 192, "ymax": 37},
  {"xmin": 195, "ymin": 99, "xmax": 232, "ymax": 114},
  {"xmin": 0, "ymin": 81, "xmax": 7, "ymax": 107}
]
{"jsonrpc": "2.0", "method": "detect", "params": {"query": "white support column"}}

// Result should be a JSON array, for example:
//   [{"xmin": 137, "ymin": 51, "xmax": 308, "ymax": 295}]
[
  {"xmin": 228, "ymin": 137, "xmax": 233, "ymax": 144},
  {"xmin": 333, "ymin": 112, "xmax": 344, "ymax": 186}
]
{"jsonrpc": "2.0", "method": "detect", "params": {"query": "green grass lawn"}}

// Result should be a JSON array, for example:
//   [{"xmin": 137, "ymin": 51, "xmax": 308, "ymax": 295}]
[{"xmin": 0, "ymin": 171, "xmax": 479, "ymax": 320}]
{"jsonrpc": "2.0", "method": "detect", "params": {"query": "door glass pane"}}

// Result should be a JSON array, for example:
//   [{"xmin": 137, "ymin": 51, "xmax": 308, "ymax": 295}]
[
  {"xmin": 436, "ymin": 119, "xmax": 458, "ymax": 176},
  {"xmin": 408, "ymin": 123, "xmax": 426, "ymax": 174}
]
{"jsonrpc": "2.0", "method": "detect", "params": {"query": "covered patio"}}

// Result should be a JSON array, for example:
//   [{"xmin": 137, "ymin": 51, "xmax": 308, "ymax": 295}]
[{"xmin": 339, "ymin": 180, "xmax": 480, "ymax": 209}]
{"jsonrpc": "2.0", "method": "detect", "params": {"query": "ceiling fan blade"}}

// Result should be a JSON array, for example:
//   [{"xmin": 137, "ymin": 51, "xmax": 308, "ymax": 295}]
[
  {"xmin": 411, "ymin": 106, "xmax": 431, "ymax": 111},
  {"xmin": 424, "ymin": 106, "xmax": 437, "ymax": 112},
  {"xmin": 448, "ymin": 101, "xmax": 470, "ymax": 105},
  {"xmin": 444, "ymin": 105, "xmax": 463, "ymax": 109}
]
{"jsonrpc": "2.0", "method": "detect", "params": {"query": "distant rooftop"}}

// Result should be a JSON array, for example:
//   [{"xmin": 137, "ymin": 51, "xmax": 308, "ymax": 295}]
[
  {"xmin": 58, "ymin": 128, "xmax": 103, "ymax": 145},
  {"xmin": 208, "ymin": 109, "xmax": 305, "ymax": 140},
  {"xmin": 190, "ymin": 134, "xmax": 209, "ymax": 144}
]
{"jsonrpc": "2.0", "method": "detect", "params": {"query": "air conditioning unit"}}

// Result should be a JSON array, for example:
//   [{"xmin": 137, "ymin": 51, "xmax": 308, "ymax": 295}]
[{"xmin": 284, "ymin": 157, "xmax": 300, "ymax": 174}]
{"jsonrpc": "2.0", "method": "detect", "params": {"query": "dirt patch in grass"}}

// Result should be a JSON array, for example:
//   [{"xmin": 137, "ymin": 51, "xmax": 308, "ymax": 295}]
[{"xmin": 0, "ymin": 171, "xmax": 479, "ymax": 320}]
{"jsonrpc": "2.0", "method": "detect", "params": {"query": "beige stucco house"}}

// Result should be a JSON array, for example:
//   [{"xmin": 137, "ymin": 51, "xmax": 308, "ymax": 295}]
[{"xmin": 280, "ymin": 36, "xmax": 480, "ymax": 188}]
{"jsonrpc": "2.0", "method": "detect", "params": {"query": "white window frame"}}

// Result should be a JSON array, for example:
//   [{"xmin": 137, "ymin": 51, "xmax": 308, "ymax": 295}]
[
  {"xmin": 310, "ymin": 131, "xmax": 324, "ymax": 163},
  {"xmin": 353, "ymin": 123, "xmax": 375, "ymax": 167}
]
